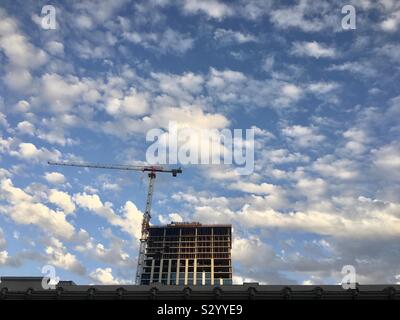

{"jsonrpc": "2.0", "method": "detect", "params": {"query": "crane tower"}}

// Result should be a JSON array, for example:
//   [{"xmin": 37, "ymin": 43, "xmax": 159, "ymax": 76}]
[{"xmin": 48, "ymin": 160, "xmax": 182, "ymax": 284}]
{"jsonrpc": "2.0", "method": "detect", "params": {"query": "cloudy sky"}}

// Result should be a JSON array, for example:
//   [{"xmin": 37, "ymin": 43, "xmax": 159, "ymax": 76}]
[{"xmin": 0, "ymin": 0, "xmax": 400, "ymax": 285}]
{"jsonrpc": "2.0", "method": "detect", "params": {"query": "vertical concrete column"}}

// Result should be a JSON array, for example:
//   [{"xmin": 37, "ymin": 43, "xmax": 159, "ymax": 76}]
[
  {"xmin": 150, "ymin": 259, "xmax": 155, "ymax": 283},
  {"xmin": 193, "ymin": 258, "xmax": 197, "ymax": 285},
  {"xmin": 194, "ymin": 227, "xmax": 197, "ymax": 286},
  {"xmin": 211, "ymin": 227, "xmax": 214, "ymax": 285},
  {"xmin": 159, "ymin": 259, "xmax": 163, "ymax": 283},
  {"xmin": 176, "ymin": 258, "xmax": 180, "ymax": 285},
  {"xmin": 202, "ymin": 270, "xmax": 205, "ymax": 285},
  {"xmin": 184, "ymin": 258, "xmax": 189, "ymax": 285},
  {"xmin": 211, "ymin": 258, "xmax": 214, "ymax": 285},
  {"xmin": 167, "ymin": 259, "xmax": 172, "ymax": 285}
]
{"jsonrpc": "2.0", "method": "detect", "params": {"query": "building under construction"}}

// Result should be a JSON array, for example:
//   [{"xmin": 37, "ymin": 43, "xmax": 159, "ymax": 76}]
[
  {"xmin": 47, "ymin": 161, "xmax": 233, "ymax": 286},
  {"xmin": 140, "ymin": 222, "xmax": 232, "ymax": 286}
]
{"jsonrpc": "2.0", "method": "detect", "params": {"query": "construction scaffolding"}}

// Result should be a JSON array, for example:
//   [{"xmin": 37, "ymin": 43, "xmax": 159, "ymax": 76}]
[{"xmin": 141, "ymin": 222, "xmax": 232, "ymax": 285}]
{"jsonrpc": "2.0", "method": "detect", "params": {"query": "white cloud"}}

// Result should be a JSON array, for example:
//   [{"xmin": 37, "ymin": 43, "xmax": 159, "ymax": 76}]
[
  {"xmin": 106, "ymin": 88, "xmax": 149, "ymax": 116},
  {"xmin": 40, "ymin": 73, "xmax": 99, "ymax": 112},
  {"xmin": 239, "ymin": 198, "xmax": 400, "ymax": 240},
  {"xmin": 260, "ymin": 148, "xmax": 309, "ymax": 164},
  {"xmin": 159, "ymin": 28, "xmax": 194, "ymax": 54},
  {"xmin": 307, "ymin": 82, "xmax": 339, "ymax": 94},
  {"xmin": 262, "ymin": 55, "xmax": 275, "ymax": 72},
  {"xmin": 206, "ymin": 68, "xmax": 304, "ymax": 109},
  {"xmin": 74, "ymin": 193, "xmax": 143, "ymax": 240},
  {"xmin": 269, "ymin": 1, "xmax": 336, "ymax": 32},
  {"xmin": 313, "ymin": 156, "xmax": 358, "ymax": 180},
  {"xmin": 3, "ymin": 68, "xmax": 32, "ymax": 91},
  {"xmin": 75, "ymin": 15, "xmax": 94, "ymax": 29},
  {"xmin": 380, "ymin": 11, "xmax": 400, "ymax": 32},
  {"xmin": 181, "ymin": 0, "xmax": 233, "ymax": 19},
  {"xmin": 229, "ymin": 181, "xmax": 286, "ymax": 209},
  {"xmin": 0, "ymin": 178, "xmax": 75, "ymax": 239},
  {"xmin": 282, "ymin": 125, "xmax": 325, "ymax": 147},
  {"xmin": 10, "ymin": 142, "xmax": 61, "ymax": 162},
  {"xmin": 151, "ymin": 105, "xmax": 230, "ymax": 130},
  {"xmin": 377, "ymin": 43, "xmax": 400, "ymax": 62},
  {"xmin": 0, "ymin": 112, "xmax": 8, "ymax": 128},
  {"xmin": 229, "ymin": 181, "xmax": 279, "ymax": 195},
  {"xmin": 281, "ymin": 83, "xmax": 302, "ymax": 100},
  {"xmin": 46, "ymin": 41, "xmax": 65, "ymax": 56},
  {"xmin": 0, "ymin": 9, "xmax": 47, "ymax": 69},
  {"xmin": 214, "ymin": 28, "xmax": 257, "ymax": 44},
  {"xmin": 75, "ymin": 231, "xmax": 136, "ymax": 268},
  {"xmin": 206, "ymin": 166, "xmax": 241, "ymax": 181},
  {"xmin": 0, "ymin": 250, "xmax": 9, "ymax": 265},
  {"xmin": 0, "ymin": 227, "xmax": 6, "ymax": 250},
  {"xmin": 327, "ymin": 61, "xmax": 376, "ymax": 78},
  {"xmin": 159, "ymin": 212, "xmax": 183, "ymax": 224},
  {"xmin": 291, "ymin": 41, "xmax": 336, "ymax": 59},
  {"xmin": 233, "ymin": 236, "xmax": 277, "ymax": 269},
  {"xmin": 45, "ymin": 237, "xmax": 85, "ymax": 275},
  {"xmin": 124, "ymin": 28, "xmax": 194, "ymax": 54},
  {"xmin": 48, "ymin": 190, "xmax": 76, "ymax": 215},
  {"xmin": 44, "ymin": 172, "xmax": 66, "ymax": 184},
  {"xmin": 296, "ymin": 177, "xmax": 327, "ymax": 198},
  {"xmin": 14, "ymin": 100, "xmax": 30, "ymax": 112},
  {"xmin": 342, "ymin": 128, "xmax": 368, "ymax": 155},
  {"xmin": 372, "ymin": 143, "xmax": 400, "ymax": 180},
  {"xmin": 16, "ymin": 121, "xmax": 35, "ymax": 135},
  {"xmin": 89, "ymin": 267, "xmax": 123, "ymax": 284}
]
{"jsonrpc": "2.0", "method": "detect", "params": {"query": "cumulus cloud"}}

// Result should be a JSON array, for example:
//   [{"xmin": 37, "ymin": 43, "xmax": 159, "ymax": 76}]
[
  {"xmin": 291, "ymin": 41, "xmax": 336, "ymax": 58},
  {"xmin": 158, "ymin": 212, "xmax": 184, "ymax": 224},
  {"xmin": 327, "ymin": 61, "xmax": 376, "ymax": 78},
  {"xmin": 73, "ymin": 193, "xmax": 143, "ymax": 240},
  {"xmin": 89, "ymin": 267, "xmax": 126, "ymax": 284},
  {"xmin": 238, "ymin": 199, "xmax": 400, "ymax": 240},
  {"xmin": 16, "ymin": 121, "xmax": 35, "ymax": 135},
  {"xmin": 44, "ymin": 172, "xmax": 66, "ymax": 184},
  {"xmin": 269, "ymin": 0, "xmax": 336, "ymax": 32},
  {"xmin": 0, "ymin": 178, "xmax": 75, "ymax": 239},
  {"xmin": 0, "ymin": 227, "xmax": 6, "ymax": 251},
  {"xmin": 0, "ymin": 9, "xmax": 47, "ymax": 69},
  {"xmin": 45, "ymin": 237, "xmax": 85, "ymax": 275},
  {"xmin": 40, "ymin": 73, "xmax": 100, "ymax": 113},
  {"xmin": 48, "ymin": 190, "xmax": 76, "ymax": 215},
  {"xmin": 10, "ymin": 142, "xmax": 61, "ymax": 162},
  {"xmin": 124, "ymin": 28, "xmax": 194, "ymax": 54},
  {"xmin": 282, "ymin": 125, "xmax": 325, "ymax": 148},
  {"xmin": 181, "ymin": 0, "xmax": 233, "ymax": 19},
  {"xmin": 380, "ymin": 11, "xmax": 400, "ymax": 32},
  {"xmin": 214, "ymin": 28, "xmax": 257, "ymax": 44},
  {"xmin": 313, "ymin": 155, "xmax": 358, "ymax": 180},
  {"xmin": 372, "ymin": 142, "xmax": 400, "ymax": 180},
  {"xmin": 46, "ymin": 41, "xmax": 65, "ymax": 56},
  {"xmin": 75, "ymin": 230, "xmax": 136, "ymax": 268}
]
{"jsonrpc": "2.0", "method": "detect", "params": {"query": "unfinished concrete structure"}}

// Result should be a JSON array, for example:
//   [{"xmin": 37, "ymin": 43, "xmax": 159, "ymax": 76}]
[{"xmin": 140, "ymin": 222, "xmax": 232, "ymax": 285}]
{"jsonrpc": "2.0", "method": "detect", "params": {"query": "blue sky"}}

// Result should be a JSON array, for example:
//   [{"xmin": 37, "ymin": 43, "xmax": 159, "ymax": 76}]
[{"xmin": 0, "ymin": 0, "xmax": 400, "ymax": 285}]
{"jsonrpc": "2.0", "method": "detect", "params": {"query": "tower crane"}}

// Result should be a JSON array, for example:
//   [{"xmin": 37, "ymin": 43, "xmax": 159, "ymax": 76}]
[{"xmin": 47, "ymin": 160, "xmax": 182, "ymax": 285}]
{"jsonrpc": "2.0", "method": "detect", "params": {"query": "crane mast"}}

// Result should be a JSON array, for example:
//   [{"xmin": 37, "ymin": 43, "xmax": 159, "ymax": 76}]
[
  {"xmin": 136, "ymin": 172, "xmax": 155, "ymax": 285},
  {"xmin": 47, "ymin": 160, "xmax": 182, "ymax": 284}
]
